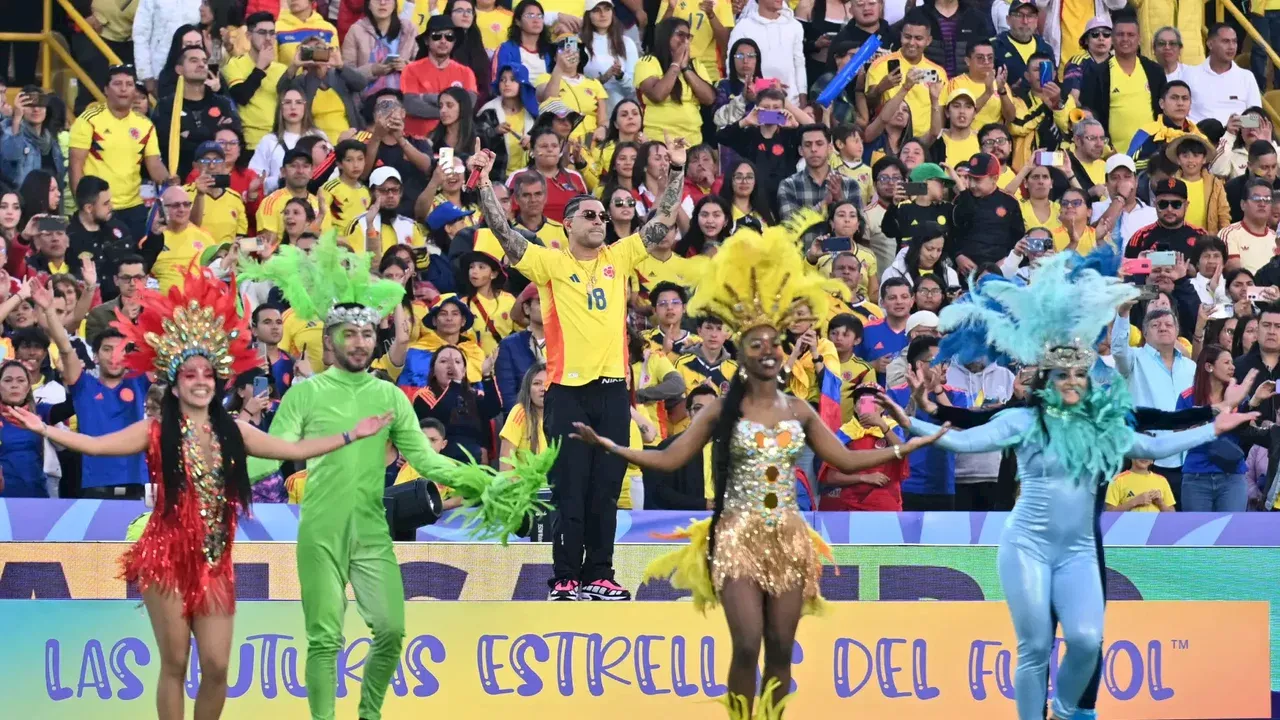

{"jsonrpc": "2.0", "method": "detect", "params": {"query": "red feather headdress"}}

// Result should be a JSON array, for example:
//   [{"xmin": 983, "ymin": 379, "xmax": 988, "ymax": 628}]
[{"xmin": 110, "ymin": 267, "xmax": 260, "ymax": 382}]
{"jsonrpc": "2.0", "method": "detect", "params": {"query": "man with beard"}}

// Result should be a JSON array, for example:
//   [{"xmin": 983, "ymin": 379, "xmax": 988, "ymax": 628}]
[
  {"xmin": 468, "ymin": 133, "xmax": 686, "ymax": 601},
  {"xmin": 243, "ymin": 234, "xmax": 462, "ymax": 720}
]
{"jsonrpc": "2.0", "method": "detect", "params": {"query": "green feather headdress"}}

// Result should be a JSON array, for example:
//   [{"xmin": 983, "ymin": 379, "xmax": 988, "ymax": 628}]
[{"xmin": 236, "ymin": 229, "xmax": 405, "ymax": 326}]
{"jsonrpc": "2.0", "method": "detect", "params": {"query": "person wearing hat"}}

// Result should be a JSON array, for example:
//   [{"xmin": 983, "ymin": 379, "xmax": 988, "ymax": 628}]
[
  {"xmin": 930, "ymin": 87, "xmax": 982, "ymax": 168},
  {"xmin": 476, "ymin": 62, "xmax": 540, "ymax": 178},
  {"xmin": 347, "ymin": 166, "xmax": 429, "ymax": 254},
  {"xmin": 256, "ymin": 147, "xmax": 321, "ymax": 242},
  {"xmin": 533, "ymin": 99, "xmax": 586, "ymax": 141},
  {"xmin": 992, "ymin": 0, "xmax": 1054, "ymax": 86},
  {"xmin": 398, "ymin": 293, "xmax": 488, "ymax": 388},
  {"xmin": 1090, "ymin": 153, "xmax": 1157, "ymax": 247},
  {"xmin": 1061, "ymin": 17, "xmax": 1113, "ymax": 98},
  {"xmin": 68, "ymin": 64, "xmax": 171, "ymax": 244},
  {"xmin": 1124, "ymin": 176, "xmax": 1203, "ymax": 259},
  {"xmin": 882, "ymin": 162, "xmax": 955, "ymax": 249},
  {"xmin": 401, "ymin": 14, "xmax": 479, "ymax": 139},
  {"xmin": 186, "ymin": 140, "xmax": 248, "ymax": 245},
  {"xmin": 536, "ymin": 34, "xmax": 608, "ymax": 143},
  {"xmin": 944, "ymin": 40, "xmax": 1004, "ymax": 132},
  {"xmin": 1169, "ymin": 132, "xmax": 1229, "ymax": 234},
  {"xmin": 1078, "ymin": 10, "xmax": 1168, "ymax": 159},
  {"xmin": 494, "ymin": 282, "xmax": 546, "ymax": 413},
  {"xmin": 462, "ymin": 247, "xmax": 517, "ymax": 355},
  {"xmin": 1126, "ymin": 80, "xmax": 1208, "ymax": 172},
  {"xmin": 953, "ymin": 152, "xmax": 1025, "ymax": 272}
]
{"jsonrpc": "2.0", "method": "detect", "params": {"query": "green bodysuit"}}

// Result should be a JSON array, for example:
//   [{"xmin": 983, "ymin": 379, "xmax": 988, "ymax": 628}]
[{"xmin": 250, "ymin": 367, "xmax": 450, "ymax": 720}]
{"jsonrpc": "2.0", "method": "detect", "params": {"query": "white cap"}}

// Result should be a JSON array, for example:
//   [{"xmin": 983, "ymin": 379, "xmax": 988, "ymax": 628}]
[
  {"xmin": 1104, "ymin": 154, "xmax": 1137, "ymax": 176},
  {"xmin": 586, "ymin": 0, "xmax": 613, "ymax": 10},
  {"xmin": 369, "ymin": 166, "xmax": 402, "ymax": 187},
  {"xmin": 906, "ymin": 310, "xmax": 939, "ymax": 335}
]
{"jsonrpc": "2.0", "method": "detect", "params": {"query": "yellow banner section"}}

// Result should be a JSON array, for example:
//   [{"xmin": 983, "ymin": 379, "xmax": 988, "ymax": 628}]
[{"xmin": 10, "ymin": 600, "xmax": 1270, "ymax": 719}]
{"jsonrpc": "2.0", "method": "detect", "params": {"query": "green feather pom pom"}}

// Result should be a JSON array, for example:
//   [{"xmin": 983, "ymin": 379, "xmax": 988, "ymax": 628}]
[{"xmin": 434, "ymin": 440, "xmax": 559, "ymax": 543}]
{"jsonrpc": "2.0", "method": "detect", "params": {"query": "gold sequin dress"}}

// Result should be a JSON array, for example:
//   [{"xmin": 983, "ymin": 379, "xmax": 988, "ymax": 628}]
[{"xmin": 643, "ymin": 419, "xmax": 831, "ymax": 616}]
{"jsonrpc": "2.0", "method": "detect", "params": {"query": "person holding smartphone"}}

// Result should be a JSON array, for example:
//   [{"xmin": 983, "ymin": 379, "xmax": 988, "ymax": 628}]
[{"xmin": 187, "ymin": 141, "xmax": 248, "ymax": 245}]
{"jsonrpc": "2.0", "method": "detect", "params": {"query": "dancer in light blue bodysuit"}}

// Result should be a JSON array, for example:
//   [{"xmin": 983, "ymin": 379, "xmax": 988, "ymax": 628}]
[{"xmin": 879, "ymin": 249, "xmax": 1258, "ymax": 720}]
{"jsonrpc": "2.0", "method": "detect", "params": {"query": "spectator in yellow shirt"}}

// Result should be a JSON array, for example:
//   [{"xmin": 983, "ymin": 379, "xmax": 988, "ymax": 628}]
[
  {"xmin": 499, "ymin": 362, "xmax": 548, "ymax": 470},
  {"xmin": 1106, "ymin": 458, "xmax": 1176, "ymax": 512},
  {"xmin": 188, "ymin": 141, "xmax": 248, "ymax": 245},
  {"xmin": 393, "ymin": 417, "xmax": 465, "ymax": 510},
  {"xmin": 148, "ymin": 185, "xmax": 217, "ymax": 292}
]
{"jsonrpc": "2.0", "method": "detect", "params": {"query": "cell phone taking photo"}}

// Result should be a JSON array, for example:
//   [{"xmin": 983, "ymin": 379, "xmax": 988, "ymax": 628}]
[
  {"xmin": 822, "ymin": 236, "xmax": 853, "ymax": 253},
  {"xmin": 37, "ymin": 216, "xmax": 68, "ymax": 233}
]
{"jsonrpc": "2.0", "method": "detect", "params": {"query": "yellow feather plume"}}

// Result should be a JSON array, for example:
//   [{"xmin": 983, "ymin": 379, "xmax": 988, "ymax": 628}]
[{"xmin": 688, "ymin": 209, "xmax": 845, "ymax": 336}]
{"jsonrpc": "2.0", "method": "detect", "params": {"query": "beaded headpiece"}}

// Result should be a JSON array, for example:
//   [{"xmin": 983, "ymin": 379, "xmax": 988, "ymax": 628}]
[
  {"xmin": 687, "ymin": 208, "xmax": 843, "ymax": 338},
  {"xmin": 1041, "ymin": 341, "xmax": 1097, "ymax": 370},
  {"xmin": 237, "ymin": 229, "xmax": 405, "ymax": 329},
  {"xmin": 111, "ymin": 267, "xmax": 261, "ymax": 382}
]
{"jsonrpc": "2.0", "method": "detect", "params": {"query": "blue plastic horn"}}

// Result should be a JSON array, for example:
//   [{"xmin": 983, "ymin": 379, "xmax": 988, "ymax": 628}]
[{"xmin": 816, "ymin": 34, "xmax": 882, "ymax": 108}]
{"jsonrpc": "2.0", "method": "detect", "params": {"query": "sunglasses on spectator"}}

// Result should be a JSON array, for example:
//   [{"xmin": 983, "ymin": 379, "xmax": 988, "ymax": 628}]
[
  {"xmin": 576, "ymin": 209, "xmax": 608, "ymax": 223},
  {"xmin": 733, "ymin": 52, "xmax": 758, "ymax": 60},
  {"xmin": 116, "ymin": 273, "xmax": 146, "ymax": 283},
  {"xmin": 613, "ymin": 198, "xmax": 636, "ymax": 208},
  {"xmin": 1155, "ymin": 39, "xmax": 1181, "ymax": 48},
  {"xmin": 1156, "ymin": 199, "xmax": 1184, "ymax": 210},
  {"xmin": 655, "ymin": 298, "xmax": 683, "ymax": 308},
  {"xmin": 1061, "ymin": 199, "xmax": 1085, "ymax": 208},
  {"xmin": 522, "ymin": 11, "xmax": 543, "ymax": 19},
  {"xmin": 1248, "ymin": 194, "xmax": 1273, "ymax": 203},
  {"xmin": 165, "ymin": 201, "xmax": 193, "ymax": 209},
  {"xmin": 431, "ymin": 31, "xmax": 456, "ymax": 42},
  {"xmin": 1087, "ymin": 30, "xmax": 1112, "ymax": 40}
]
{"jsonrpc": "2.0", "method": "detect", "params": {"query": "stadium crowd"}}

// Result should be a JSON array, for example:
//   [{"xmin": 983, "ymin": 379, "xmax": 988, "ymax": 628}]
[{"xmin": 1, "ymin": 0, "xmax": 1280, "ymax": 552}]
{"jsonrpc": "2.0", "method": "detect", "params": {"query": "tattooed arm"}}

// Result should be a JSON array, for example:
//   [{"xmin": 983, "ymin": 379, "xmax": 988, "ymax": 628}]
[
  {"xmin": 638, "ymin": 135, "xmax": 690, "ymax": 249},
  {"xmin": 467, "ymin": 141, "xmax": 529, "ymax": 264}
]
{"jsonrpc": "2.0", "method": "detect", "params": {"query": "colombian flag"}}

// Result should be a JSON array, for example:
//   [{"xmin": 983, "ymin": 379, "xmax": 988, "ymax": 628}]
[{"xmin": 818, "ymin": 365, "xmax": 844, "ymax": 433}]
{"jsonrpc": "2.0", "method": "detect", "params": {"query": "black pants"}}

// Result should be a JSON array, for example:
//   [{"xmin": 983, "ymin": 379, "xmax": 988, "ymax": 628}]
[
  {"xmin": 954, "ymin": 480, "xmax": 1000, "ymax": 511},
  {"xmin": 544, "ymin": 379, "xmax": 629, "ymax": 586},
  {"xmin": 1157, "ymin": 466, "xmax": 1182, "ymax": 508},
  {"xmin": 901, "ymin": 492, "xmax": 955, "ymax": 511},
  {"xmin": 80, "ymin": 484, "xmax": 144, "ymax": 500}
]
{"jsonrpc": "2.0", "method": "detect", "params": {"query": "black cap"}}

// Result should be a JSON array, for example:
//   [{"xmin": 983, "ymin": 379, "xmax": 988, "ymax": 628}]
[
  {"xmin": 1152, "ymin": 177, "xmax": 1188, "ymax": 200},
  {"xmin": 967, "ymin": 152, "xmax": 1002, "ymax": 179},
  {"xmin": 831, "ymin": 40, "xmax": 859, "ymax": 58},
  {"xmin": 426, "ymin": 15, "xmax": 457, "ymax": 33},
  {"xmin": 1009, "ymin": 0, "xmax": 1038, "ymax": 13},
  {"xmin": 282, "ymin": 148, "xmax": 312, "ymax": 166}
]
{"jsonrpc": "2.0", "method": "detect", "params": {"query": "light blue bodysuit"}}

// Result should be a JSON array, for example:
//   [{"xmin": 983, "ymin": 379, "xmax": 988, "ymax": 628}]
[{"xmin": 911, "ymin": 408, "xmax": 1215, "ymax": 719}]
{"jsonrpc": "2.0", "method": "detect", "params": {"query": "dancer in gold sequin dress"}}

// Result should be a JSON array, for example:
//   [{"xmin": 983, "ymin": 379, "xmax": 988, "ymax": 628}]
[
  {"xmin": 3, "ymin": 267, "xmax": 394, "ymax": 720},
  {"xmin": 570, "ymin": 212, "xmax": 949, "ymax": 717}
]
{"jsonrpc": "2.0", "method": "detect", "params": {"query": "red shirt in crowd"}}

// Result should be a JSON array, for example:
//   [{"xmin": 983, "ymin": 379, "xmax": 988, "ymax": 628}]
[
  {"xmin": 400, "ymin": 59, "xmax": 478, "ymax": 138},
  {"xmin": 818, "ymin": 430, "xmax": 909, "ymax": 511}
]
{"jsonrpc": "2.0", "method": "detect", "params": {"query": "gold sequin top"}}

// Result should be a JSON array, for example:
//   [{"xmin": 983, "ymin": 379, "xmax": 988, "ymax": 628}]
[{"xmin": 723, "ymin": 419, "xmax": 806, "ymax": 527}]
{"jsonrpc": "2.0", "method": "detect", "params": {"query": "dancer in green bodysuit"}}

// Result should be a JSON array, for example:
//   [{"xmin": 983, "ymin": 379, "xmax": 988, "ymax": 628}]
[{"xmin": 243, "ymin": 232, "xmax": 553, "ymax": 720}]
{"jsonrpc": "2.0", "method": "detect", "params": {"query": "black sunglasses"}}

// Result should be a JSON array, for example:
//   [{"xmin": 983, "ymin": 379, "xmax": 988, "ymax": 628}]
[
  {"xmin": 1086, "ymin": 30, "xmax": 1112, "ymax": 40},
  {"xmin": 430, "ymin": 31, "xmax": 456, "ymax": 42},
  {"xmin": 613, "ymin": 198, "xmax": 636, "ymax": 208},
  {"xmin": 576, "ymin": 209, "xmax": 609, "ymax": 223},
  {"xmin": 1156, "ymin": 199, "xmax": 1185, "ymax": 210}
]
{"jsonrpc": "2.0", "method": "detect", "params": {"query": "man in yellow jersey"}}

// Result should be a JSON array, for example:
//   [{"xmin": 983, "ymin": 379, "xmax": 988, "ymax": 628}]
[
  {"xmin": 68, "ymin": 64, "xmax": 170, "ymax": 244},
  {"xmin": 467, "ymin": 133, "xmax": 686, "ymax": 601},
  {"xmin": 147, "ymin": 185, "xmax": 217, "ymax": 292},
  {"xmin": 347, "ymin": 167, "xmax": 427, "ymax": 253},
  {"xmin": 257, "ymin": 148, "xmax": 322, "ymax": 241},
  {"xmin": 865, "ymin": 14, "xmax": 947, "ymax": 130},
  {"xmin": 658, "ymin": 0, "xmax": 734, "ymax": 81},
  {"xmin": 991, "ymin": 0, "xmax": 1053, "ymax": 84},
  {"xmin": 188, "ymin": 141, "xmax": 247, "ymax": 244},
  {"xmin": 224, "ymin": 12, "xmax": 289, "ymax": 149},
  {"xmin": 1079, "ymin": 11, "xmax": 1165, "ymax": 161},
  {"xmin": 1066, "ymin": 117, "xmax": 1109, "ymax": 198},
  {"xmin": 276, "ymin": 0, "xmax": 340, "ymax": 67},
  {"xmin": 946, "ymin": 40, "xmax": 1003, "ymax": 131}
]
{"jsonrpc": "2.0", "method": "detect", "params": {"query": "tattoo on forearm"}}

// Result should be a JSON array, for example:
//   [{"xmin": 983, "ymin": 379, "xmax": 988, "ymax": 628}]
[
  {"xmin": 640, "ymin": 170, "xmax": 684, "ymax": 247},
  {"xmin": 479, "ymin": 183, "xmax": 527, "ymax": 263}
]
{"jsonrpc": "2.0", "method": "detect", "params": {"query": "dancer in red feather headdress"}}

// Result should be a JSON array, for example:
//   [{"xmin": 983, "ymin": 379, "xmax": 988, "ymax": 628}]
[{"xmin": 3, "ymin": 267, "xmax": 394, "ymax": 720}]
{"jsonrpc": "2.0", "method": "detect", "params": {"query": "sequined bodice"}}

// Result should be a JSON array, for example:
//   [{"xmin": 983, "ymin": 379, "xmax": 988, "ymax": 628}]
[
  {"xmin": 182, "ymin": 417, "xmax": 228, "ymax": 566},
  {"xmin": 723, "ymin": 419, "xmax": 807, "ymax": 524}
]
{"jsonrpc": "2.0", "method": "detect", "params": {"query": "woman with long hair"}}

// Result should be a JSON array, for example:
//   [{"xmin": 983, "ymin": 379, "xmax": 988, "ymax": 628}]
[
  {"xmin": 586, "ymin": 98, "xmax": 644, "ymax": 187},
  {"xmin": 675, "ymin": 194, "xmax": 733, "ymax": 258},
  {"xmin": 809, "ymin": 198, "xmax": 877, "ymax": 300},
  {"xmin": 225, "ymin": 368, "xmax": 275, "ymax": 431},
  {"xmin": 476, "ymin": 64, "xmax": 539, "ymax": 179},
  {"xmin": 446, "ymin": 0, "xmax": 493, "ymax": 105},
  {"xmin": 717, "ymin": 158, "xmax": 776, "ymax": 227},
  {"xmin": 156, "ymin": 24, "xmax": 206, "ymax": 100},
  {"xmin": 713, "ymin": 38, "xmax": 762, "ymax": 116},
  {"xmin": 598, "ymin": 140, "xmax": 641, "ymax": 200},
  {"xmin": 342, "ymin": 0, "xmax": 418, "ymax": 98},
  {"xmin": 500, "ymin": 0, "xmax": 555, "ymax": 80},
  {"xmin": 603, "ymin": 183, "xmax": 638, "ymax": 244},
  {"xmin": 429, "ymin": 86, "xmax": 479, "ymax": 159},
  {"xmin": 571, "ymin": 215, "xmax": 948, "ymax": 715},
  {"xmin": 281, "ymin": 197, "xmax": 318, "ymax": 245},
  {"xmin": 880, "ymin": 250, "xmax": 1254, "ymax": 720},
  {"xmin": 2, "ymin": 268, "xmax": 391, "ymax": 720},
  {"xmin": 635, "ymin": 140, "xmax": 671, "ymax": 213},
  {"xmin": 581, "ymin": 0, "xmax": 638, "ymax": 113},
  {"xmin": 0, "ymin": 359, "xmax": 53, "ymax": 497},
  {"xmin": 1, "ymin": 85, "xmax": 65, "ymax": 190},
  {"xmin": 912, "ymin": 273, "xmax": 949, "ymax": 314},
  {"xmin": 1177, "ymin": 344, "xmax": 1268, "ymax": 511},
  {"xmin": 249, "ymin": 88, "xmax": 328, "ymax": 193},
  {"xmin": 17, "ymin": 169, "xmax": 58, "ymax": 232},
  {"xmin": 1, "ymin": 188, "xmax": 24, "ymax": 277},
  {"xmin": 1234, "ymin": 313, "xmax": 1259, "ymax": 357},
  {"xmin": 863, "ymin": 80, "xmax": 926, "ymax": 163},
  {"xmin": 634, "ymin": 17, "xmax": 716, "ymax": 146},
  {"xmin": 412, "ymin": 344, "xmax": 501, "ymax": 462},
  {"xmin": 500, "ymin": 362, "xmax": 547, "ymax": 470},
  {"xmin": 537, "ymin": 36, "xmax": 608, "ymax": 144},
  {"xmin": 881, "ymin": 222, "xmax": 960, "ymax": 289},
  {"xmin": 463, "ymin": 250, "xmax": 516, "ymax": 355},
  {"xmin": 1205, "ymin": 315, "xmax": 1238, "ymax": 352}
]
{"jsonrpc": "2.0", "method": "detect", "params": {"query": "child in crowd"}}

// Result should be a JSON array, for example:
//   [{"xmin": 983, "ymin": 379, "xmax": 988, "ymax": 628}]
[{"xmin": 1106, "ymin": 457, "xmax": 1176, "ymax": 512}]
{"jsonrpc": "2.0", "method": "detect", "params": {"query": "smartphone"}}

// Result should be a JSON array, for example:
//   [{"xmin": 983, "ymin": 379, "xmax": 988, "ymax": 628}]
[
  {"xmin": 23, "ymin": 92, "xmax": 47, "ymax": 108},
  {"xmin": 919, "ymin": 69, "xmax": 939, "ymax": 84},
  {"xmin": 1121, "ymin": 257, "xmax": 1151, "ymax": 276},
  {"xmin": 386, "ymin": 53, "xmax": 400, "ymax": 62},
  {"xmin": 823, "ymin": 236, "xmax": 853, "ymax": 253},
  {"xmin": 1247, "ymin": 285, "xmax": 1268, "ymax": 301},
  {"xmin": 1241, "ymin": 114, "xmax": 1262, "ymax": 129},
  {"xmin": 904, "ymin": 181, "xmax": 930, "ymax": 196},
  {"xmin": 1035, "ymin": 150, "xmax": 1064, "ymax": 167},
  {"xmin": 252, "ymin": 375, "xmax": 270, "ymax": 398},
  {"xmin": 1038, "ymin": 61, "xmax": 1054, "ymax": 87},
  {"xmin": 300, "ymin": 45, "xmax": 331, "ymax": 62},
  {"xmin": 239, "ymin": 235, "xmax": 261, "ymax": 252},
  {"xmin": 887, "ymin": 59, "xmax": 901, "ymax": 76},
  {"xmin": 438, "ymin": 147, "xmax": 455, "ymax": 173},
  {"xmin": 1137, "ymin": 284, "xmax": 1160, "ymax": 302},
  {"xmin": 1025, "ymin": 236, "xmax": 1050, "ymax": 254},
  {"xmin": 1148, "ymin": 251, "xmax": 1177, "ymax": 267},
  {"xmin": 562, "ymin": 36, "xmax": 579, "ymax": 52},
  {"xmin": 207, "ymin": 62, "xmax": 220, "ymax": 76},
  {"xmin": 37, "ymin": 216, "xmax": 68, "ymax": 233},
  {"xmin": 757, "ymin": 109, "xmax": 787, "ymax": 125},
  {"xmin": 212, "ymin": 174, "xmax": 231, "ymax": 190}
]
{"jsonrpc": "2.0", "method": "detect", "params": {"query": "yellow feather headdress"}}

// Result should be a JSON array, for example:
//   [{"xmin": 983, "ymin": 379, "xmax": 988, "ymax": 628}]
[{"xmin": 687, "ymin": 209, "xmax": 845, "ymax": 337}]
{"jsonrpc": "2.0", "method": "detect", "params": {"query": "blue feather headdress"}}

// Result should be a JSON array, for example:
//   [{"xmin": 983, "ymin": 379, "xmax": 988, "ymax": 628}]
[{"xmin": 936, "ymin": 244, "xmax": 1137, "ymax": 371}]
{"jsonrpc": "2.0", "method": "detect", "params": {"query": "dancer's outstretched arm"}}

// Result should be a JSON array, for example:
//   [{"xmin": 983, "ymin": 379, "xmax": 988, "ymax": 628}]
[
  {"xmin": 571, "ymin": 397, "xmax": 718, "ymax": 473},
  {"xmin": 878, "ymin": 389, "xmax": 1029, "ymax": 455},
  {"xmin": 237, "ymin": 413, "xmax": 393, "ymax": 461},
  {"xmin": 795, "ymin": 397, "xmax": 950, "ymax": 473},
  {"xmin": 1127, "ymin": 410, "xmax": 1257, "ymax": 459},
  {"xmin": 4, "ymin": 408, "xmax": 149, "ymax": 456}
]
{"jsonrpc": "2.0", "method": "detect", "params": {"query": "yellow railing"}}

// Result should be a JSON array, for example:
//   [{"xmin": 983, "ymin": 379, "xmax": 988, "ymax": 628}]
[
  {"xmin": 0, "ymin": 0, "xmax": 123, "ymax": 105},
  {"xmin": 1218, "ymin": 0, "xmax": 1280, "ymax": 132}
]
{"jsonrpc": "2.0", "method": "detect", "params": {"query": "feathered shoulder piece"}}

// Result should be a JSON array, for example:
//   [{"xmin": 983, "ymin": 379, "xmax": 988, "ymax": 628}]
[
  {"xmin": 236, "ymin": 229, "xmax": 405, "ymax": 326},
  {"xmin": 111, "ymin": 267, "xmax": 260, "ymax": 382},
  {"xmin": 687, "ymin": 209, "xmax": 845, "ymax": 336},
  {"xmin": 937, "ymin": 244, "xmax": 1137, "ymax": 369}
]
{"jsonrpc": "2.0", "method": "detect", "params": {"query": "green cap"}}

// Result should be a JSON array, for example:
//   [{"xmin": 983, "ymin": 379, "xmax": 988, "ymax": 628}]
[
  {"xmin": 200, "ymin": 242, "xmax": 232, "ymax": 267},
  {"xmin": 909, "ymin": 163, "xmax": 953, "ymax": 184}
]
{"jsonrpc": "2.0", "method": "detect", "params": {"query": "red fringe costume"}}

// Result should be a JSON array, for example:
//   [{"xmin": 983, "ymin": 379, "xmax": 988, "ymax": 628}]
[{"xmin": 113, "ymin": 268, "xmax": 261, "ymax": 618}]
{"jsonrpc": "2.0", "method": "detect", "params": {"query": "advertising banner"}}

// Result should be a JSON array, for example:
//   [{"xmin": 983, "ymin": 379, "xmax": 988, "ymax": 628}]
[{"xmin": 1, "ymin": 600, "xmax": 1268, "ymax": 719}]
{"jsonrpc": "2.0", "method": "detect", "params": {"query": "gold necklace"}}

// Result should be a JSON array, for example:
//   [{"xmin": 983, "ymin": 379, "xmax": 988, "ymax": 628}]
[{"xmin": 565, "ymin": 248, "xmax": 603, "ymax": 292}]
